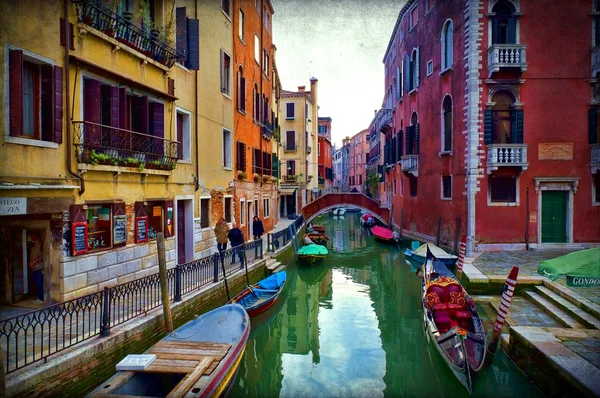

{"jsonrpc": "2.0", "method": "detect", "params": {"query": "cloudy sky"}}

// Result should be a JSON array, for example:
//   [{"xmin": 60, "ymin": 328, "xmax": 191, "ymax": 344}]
[{"xmin": 272, "ymin": 0, "xmax": 404, "ymax": 147}]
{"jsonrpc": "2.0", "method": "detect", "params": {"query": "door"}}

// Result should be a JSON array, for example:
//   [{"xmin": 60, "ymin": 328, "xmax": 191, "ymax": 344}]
[
  {"xmin": 177, "ymin": 201, "xmax": 186, "ymax": 264},
  {"xmin": 541, "ymin": 191, "xmax": 567, "ymax": 243}
]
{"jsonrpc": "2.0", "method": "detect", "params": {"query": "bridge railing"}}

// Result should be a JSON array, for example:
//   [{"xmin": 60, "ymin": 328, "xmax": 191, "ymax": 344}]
[{"xmin": 266, "ymin": 215, "xmax": 304, "ymax": 253}]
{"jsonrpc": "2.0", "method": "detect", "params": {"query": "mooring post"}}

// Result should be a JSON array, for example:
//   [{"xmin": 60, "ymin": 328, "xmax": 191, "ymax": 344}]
[
  {"xmin": 0, "ymin": 340, "xmax": 6, "ymax": 398},
  {"xmin": 157, "ymin": 233, "xmax": 173, "ymax": 333}
]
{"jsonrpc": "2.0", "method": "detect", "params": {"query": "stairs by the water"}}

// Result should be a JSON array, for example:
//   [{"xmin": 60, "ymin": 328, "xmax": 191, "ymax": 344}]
[
  {"xmin": 534, "ymin": 285, "xmax": 600, "ymax": 329},
  {"xmin": 524, "ymin": 291, "xmax": 585, "ymax": 329},
  {"xmin": 266, "ymin": 258, "xmax": 285, "ymax": 274}
]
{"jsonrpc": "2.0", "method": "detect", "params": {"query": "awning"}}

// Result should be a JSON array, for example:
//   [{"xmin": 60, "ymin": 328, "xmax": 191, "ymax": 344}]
[{"xmin": 278, "ymin": 187, "xmax": 297, "ymax": 194}]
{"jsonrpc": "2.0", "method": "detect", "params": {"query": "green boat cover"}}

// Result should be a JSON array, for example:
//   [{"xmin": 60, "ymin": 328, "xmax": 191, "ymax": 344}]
[
  {"xmin": 298, "ymin": 243, "xmax": 329, "ymax": 256},
  {"xmin": 537, "ymin": 247, "xmax": 600, "ymax": 287}
]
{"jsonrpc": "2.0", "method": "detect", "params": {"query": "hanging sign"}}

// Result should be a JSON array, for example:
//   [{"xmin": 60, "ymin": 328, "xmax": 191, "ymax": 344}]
[
  {"xmin": 113, "ymin": 215, "xmax": 127, "ymax": 244},
  {"xmin": 136, "ymin": 216, "xmax": 148, "ymax": 243},
  {"xmin": 72, "ymin": 222, "xmax": 88, "ymax": 256}
]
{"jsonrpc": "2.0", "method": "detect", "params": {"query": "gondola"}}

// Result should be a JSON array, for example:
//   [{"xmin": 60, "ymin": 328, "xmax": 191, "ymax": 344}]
[
  {"xmin": 297, "ymin": 243, "xmax": 328, "ymax": 266},
  {"xmin": 421, "ymin": 248, "xmax": 486, "ymax": 394},
  {"xmin": 230, "ymin": 271, "xmax": 286, "ymax": 317},
  {"xmin": 405, "ymin": 243, "xmax": 458, "ymax": 272},
  {"xmin": 88, "ymin": 304, "xmax": 250, "ymax": 398},
  {"xmin": 371, "ymin": 225, "xmax": 399, "ymax": 243},
  {"xmin": 304, "ymin": 232, "xmax": 330, "ymax": 246}
]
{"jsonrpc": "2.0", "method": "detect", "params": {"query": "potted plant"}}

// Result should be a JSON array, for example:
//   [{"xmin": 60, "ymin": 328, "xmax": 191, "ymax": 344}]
[
  {"xmin": 263, "ymin": 175, "xmax": 271, "ymax": 183},
  {"xmin": 237, "ymin": 171, "xmax": 247, "ymax": 180}
]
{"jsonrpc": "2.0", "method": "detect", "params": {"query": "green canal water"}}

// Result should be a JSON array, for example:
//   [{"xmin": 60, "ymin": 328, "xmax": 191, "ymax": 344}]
[{"xmin": 231, "ymin": 213, "xmax": 542, "ymax": 397}]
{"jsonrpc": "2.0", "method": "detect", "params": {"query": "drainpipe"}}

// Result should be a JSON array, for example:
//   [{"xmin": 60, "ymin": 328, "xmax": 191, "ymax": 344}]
[
  {"xmin": 64, "ymin": 1, "xmax": 84, "ymax": 195},
  {"xmin": 194, "ymin": 2, "xmax": 199, "ymax": 192}
]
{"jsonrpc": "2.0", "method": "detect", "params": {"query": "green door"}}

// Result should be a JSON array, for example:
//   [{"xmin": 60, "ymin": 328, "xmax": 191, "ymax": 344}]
[{"xmin": 541, "ymin": 191, "xmax": 568, "ymax": 243}]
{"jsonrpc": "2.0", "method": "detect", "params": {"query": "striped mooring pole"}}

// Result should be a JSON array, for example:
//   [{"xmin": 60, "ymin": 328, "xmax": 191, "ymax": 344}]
[
  {"xmin": 488, "ymin": 266, "xmax": 519, "ymax": 357},
  {"xmin": 455, "ymin": 235, "xmax": 467, "ymax": 279}
]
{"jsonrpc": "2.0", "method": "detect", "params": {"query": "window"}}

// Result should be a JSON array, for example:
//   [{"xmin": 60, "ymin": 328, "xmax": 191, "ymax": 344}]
[
  {"xmin": 286, "ymin": 130, "xmax": 296, "ymax": 151},
  {"xmin": 254, "ymin": 34, "xmax": 260, "ymax": 63},
  {"xmin": 176, "ymin": 109, "xmax": 191, "ymax": 161},
  {"xmin": 488, "ymin": 91, "xmax": 515, "ymax": 144},
  {"xmin": 200, "ymin": 198, "xmax": 210, "ymax": 228},
  {"xmin": 253, "ymin": 84, "xmax": 259, "ymax": 121},
  {"xmin": 221, "ymin": 50, "xmax": 231, "ymax": 95},
  {"xmin": 442, "ymin": 176, "xmax": 452, "ymax": 199},
  {"xmin": 441, "ymin": 21, "xmax": 453, "ymax": 70},
  {"xmin": 175, "ymin": 8, "xmax": 200, "ymax": 70},
  {"xmin": 238, "ymin": 9, "xmax": 244, "ymax": 41},
  {"xmin": 425, "ymin": 0, "xmax": 434, "ymax": 12},
  {"xmin": 240, "ymin": 199, "xmax": 246, "ymax": 225},
  {"xmin": 247, "ymin": 201, "xmax": 252, "ymax": 225},
  {"xmin": 252, "ymin": 147, "xmax": 262, "ymax": 175},
  {"xmin": 8, "ymin": 50, "xmax": 62, "ymax": 144},
  {"xmin": 489, "ymin": 175, "xmax": 517, "ymax": 203},
  {"xmin": 442, "ymin": 96, "xmax": 452, "ymax": 152},
  {"xmin": 221, "ymin": 0, "xmax": 231, "ymax": 18},
  {"xmin": 224, "ymin": 197, "xmax": 232, "ymax": 223},
  {"xmin": 236, "ymin": 141, "xmax": 247, "ymax": 172},
  {"xmin": 318, "ymin": 125, "xmax": 327, "ymax": 134},
  {"xmin": 223, "ymin": 128, "xmax": 232, "ymax": 168},
  {"xmin": 287, "ymin": 160, "xmax": 296, "ymax": 176},
  {"xmin": 263, "ymin": 198, "xmax": 270, "ymax": 217},
  {"xmin": 595, "ymin": 4, "xmax": 600, "ymax": 47},
  {"xmin": 237, "ymin": 67, "xmax": 246, "ymax": 112},
  {"xmin": 305, "ymin": 104, "xmax": 308, "ymax": 119},
  {"xmin": 409, "ymin": 176, "xmax": 418, "ymax": 197},
  {"xmin": 406, "ymin": 112, "xmax": 420, "ymax": 155},
  {"xmin": 593, "ymin": 173, "xmax": 600, "ymax": 204},
  {"xmin": 264, "ymin": 9, "xmax": 271, "ymax": 33},
  {"xmin": 144, "ymin": 201, "xmax": 167, "ymax": 239},
  {"xmin": 427, "ymin": 60, "xmax": 433, "ymax": 76},
  {"xmin": 491, "ymin": 1, "xmax": 517, "ymax": 44},
  {"xmin": 408, "ymin": 48, "xmax": 420, "ymax": 91},
  {"xmin": 359, "ymin": 175, "xmax": 362, "ymax": 185},
  {"xmin": 263, "ymin": 49, "xmax": 269, "ymax": 75},
  {"xmin": 86, "ymin": 204, "xmax": 113, "ymax": 251},
  {"xmin": 409, "ymin": 3, "xmax": 418, "ymax": 30},
  {"xmin": 589, "ymin": 108, "xmax": 600, "ymax": 145}
]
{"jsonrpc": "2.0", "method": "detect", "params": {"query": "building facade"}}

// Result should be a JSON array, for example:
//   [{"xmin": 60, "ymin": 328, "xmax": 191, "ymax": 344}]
[
  {"xmin": 383, "ymin": 0, "xmax": 600, "ymax": 253},
  {"xmin": 317, "ymin": 117, "xmax": 333, "ymax": 195},
  {"xmin": 348, "ymin": 129, "xmax": 369, "ymax": 193}
]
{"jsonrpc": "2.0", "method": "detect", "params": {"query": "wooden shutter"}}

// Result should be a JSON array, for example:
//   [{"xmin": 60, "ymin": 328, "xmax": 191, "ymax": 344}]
[
  {"xmin": 176, "ymin": 7, "xmax": 187, "ymax": 62},
  {"xmin": 53, "ymin": 66, "xmax": 63, "ymax": 144},
  {"xmin": 397, "ymin": 130, "xmax": 404, "ymax": 158},
  {"xmin": 119, "ymin": 88, "xmax": 127, "ymax": 129},
  {"xmin": 414, "ymin": 123, "xmax": 420, "ymax": 154},
  {"xmin": 405, "ymin": 54, "xmax": 410, "ymax": 92},
  {"xmin": 84, "ymin": 79, "xmax": 101, "ymax": 145},
  {"xmin": 186, "ymin": 18, "xmax": 200, "ymax": 70},
  {"xmin": 511, "ymin": 109, "xmax": 524, "ymax": 144},
  {"xmin": 383, "ymin": 142, "xmax": 389, "ymax": 166},
  {"xmin": 9, "ymin": 49, "xmax": 23, "ymax": 137},
  {"xmin": 177, "ymin": 112, "xmax": 184, "ymax": 160},
  {"xmin": 415, "ymin": 46, "xmax": 420, "ymax": 88},
  {"xmin": 41, "ymin": 65, "xmax": 55, "ymax": 142},
  {"xmin": 110, "ymin": 86, "xmax": 120, "ymax": 128},
  {"xmin": 168, "ymin": 78, "xmax": 175, "ymax": 97},
  {"xmin": 589, "ymin": 108, "xmax": 598, "ymax": 144},
  {"xmin": 391, "ymin": 137, "xmax": 396, "ymax": 163},
  {"xmin": 163, "ymin": 200, "xmax": 174, "ymax": 238},
  {"xmin": 272, "ymin": 153, "xmax": 278, "ymax": 178},
  {"xmin": 151, "ymin": 102, "xmax": 165, "ymax": 155},
  {"xmin": 60, "ymin": 18, "xmax": 75, "ymax": 50},
  {"xmin": 137, "ymin": 96, "xmax": 149, "ymax": 133},
  {"xmin": 492, "ymin": 18, "xmax": 500, "ymax": 45},
  {"xmin": 112, "ymin": 202, "xmax": 127, "ymax": 247},
  {"xmin": 484, "ymin": 109, "xmax": 493, "ymax": 145},
  {"xmin": 406, "ymin": 126, "xmax": 414, "ymax": 155},
  {"xmin": 240, "ymin": 77, "xmax": 246, "ymax": 111}
]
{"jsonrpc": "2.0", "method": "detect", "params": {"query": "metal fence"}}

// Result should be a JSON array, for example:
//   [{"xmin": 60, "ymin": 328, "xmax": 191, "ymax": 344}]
[
  {"xmin": 0, "ymin": 239, "xmax": 263, "ymax": 374},
  {"xmin": 266, "ymin": 215, "xmax": 304, "ymax": 253}
]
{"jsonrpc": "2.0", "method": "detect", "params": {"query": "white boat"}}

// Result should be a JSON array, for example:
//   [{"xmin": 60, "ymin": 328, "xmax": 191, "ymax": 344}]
[{"xmin": 332, "ymin": 207, "xmax": 346, "ymax": 216}]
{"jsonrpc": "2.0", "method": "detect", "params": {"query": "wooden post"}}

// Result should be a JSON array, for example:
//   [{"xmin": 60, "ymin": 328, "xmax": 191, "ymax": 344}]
[
  {"xmin": 399, "ymin": 208, "xmax": 404, "ymax": 238},
  {"xmin": 157, "ymin": 233, "xmax": 173, "ymax": 333},
  {"xmin": 453, "ymin": 216, "xmax": 461, "ymax": 254}
]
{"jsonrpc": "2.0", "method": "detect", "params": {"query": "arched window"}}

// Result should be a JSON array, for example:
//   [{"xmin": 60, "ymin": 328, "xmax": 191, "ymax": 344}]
[
  {"xmin": 491, "ymin": 1, "xmax": 516, "ymax": 44},
  {"xmin": 442, "ymin": 96, "xmax": 452, "ymax": 151},
  {"xmin": 406, "ymin": 112, "xmax": 419, "ymax": 155},
  {"xmin": 237, "ymin": 66, "xmax": 245, "ymax": 112},
  {"xmin": 442, "ymin": 21, "xmax": 453, "ymax": 70},
  {"xmin": 491, "ymin": 91, "xmax": 514, "ymax": 143},
  {"xmin": 409, "ymin": 49, "xmax": 419, "ymax": 90},
  {"xmin": 411, "ymin": 112, "xmax": 418, "ymax": 126}
]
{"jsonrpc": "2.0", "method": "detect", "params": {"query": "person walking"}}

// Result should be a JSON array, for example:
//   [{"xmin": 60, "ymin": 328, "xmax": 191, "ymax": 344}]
[
  {"xmin": 228, "ymin": 222, "xmax": 245, "ymax": 264},
  {"xmin": 252, "ymin": 216, "xmax": 264, "ymax": 240},
  {"xmin": 214, "ymin": 218, "xmax": 230, "ymax": 253}
]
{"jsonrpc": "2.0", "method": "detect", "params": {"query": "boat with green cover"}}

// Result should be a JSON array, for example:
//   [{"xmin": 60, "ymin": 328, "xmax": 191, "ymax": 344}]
[
  {"xmin": 537, "ymin": 247, "xmax": 600, "ymax": 287},
  {"xmin": 298, "ymin": 243, "xmax": 328, "ymax": 266}
]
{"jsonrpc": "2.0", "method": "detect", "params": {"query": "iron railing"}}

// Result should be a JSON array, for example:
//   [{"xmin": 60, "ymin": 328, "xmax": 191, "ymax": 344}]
[
  {"xmin": 262, "ymin": 119, "xmax": 273, "ymax": 140},
  {"xmin": 73, "ymin": 121, "xmax": 179, "ymax": 171},
  {"xmin": 267, "ymin": 215, "xmax": 304, "ymax": 253},
  {"xmin": 74, "ymin": 0, "xmax": 184, "ymax": 68},
  {"xmin": 0, "ymin": 239, "xmax": 263, "ymax": 374}
]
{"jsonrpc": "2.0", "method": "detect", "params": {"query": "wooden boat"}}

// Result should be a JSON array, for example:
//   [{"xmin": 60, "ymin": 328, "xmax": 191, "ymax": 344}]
[
  {"xmin": 298, "ymin": 243, "xmax": 328, "ymax": 266},
  {"xmin": 405, "ymin": 243, "xmax": 458, "ymax": 272},
  {"xmin": 304, "ymin": 232, "xmax": 330, "ymax": 246},
  {"xmin": 230, "ymin": 271, "xmax": 286, "ymax": 317},
  {"xmin": 421, "ymin": 249, "xmax": 486, "ymax": 394},
  {"xmin": 88, "ymin": 304, "xmax": 250, "ymax": 398},
  {"xmin": 371, "ymin": 225, "xmax": 399, "ymax": 243},
  {"xmin": 311, "ymin": 225, "xmax": 326, "ymax": 233},
  {"xmin": 332, "ymin": 207, "xmax": 346, "ymax": 216}
]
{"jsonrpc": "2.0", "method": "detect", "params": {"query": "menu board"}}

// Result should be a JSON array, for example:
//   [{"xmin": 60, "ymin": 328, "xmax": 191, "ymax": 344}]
[
  {"xmin": 136, "ymin": 216, "xmax": 148, "ymax": 243},
  {"xmin": 113, "ymin": 215, "xmax": 127, "ymax": 244},
  {"xmin": 72, "ymin": 222, "xmax": 88, "ymax": 256}
]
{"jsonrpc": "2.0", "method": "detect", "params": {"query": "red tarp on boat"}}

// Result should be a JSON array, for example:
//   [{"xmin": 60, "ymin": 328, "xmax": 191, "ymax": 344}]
[{"xmin": 371, "ymin": 225, "xmax": 394, "ymax": 240}]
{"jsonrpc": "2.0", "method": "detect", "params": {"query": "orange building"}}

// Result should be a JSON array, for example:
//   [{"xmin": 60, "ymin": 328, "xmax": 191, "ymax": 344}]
[
  {"xmin": 232, "ymin": 0, "xmax": 278, "ymax": 239},
  {"xmin": 318, "ymin": 117, "xmax": 333, "ymax": 194}
]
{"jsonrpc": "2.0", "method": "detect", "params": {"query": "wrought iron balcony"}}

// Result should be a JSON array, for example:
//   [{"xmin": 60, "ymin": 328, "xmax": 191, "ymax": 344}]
[
  {"xmin": 73, "ymin": 121, "xmax": 178, "ymax": 171},
  {"xmin": 376, "ymin": 109, "xmax": 393, "ymax": 132},
  {"xmin": 284, "ymin": 143, "xmax": 297, "ymax": 152},
  {"xmin": 306, "ymin": 145, "xmax": 312, "ymax": 154},
  {"xmin": 487, "ymin": 44, "xmax": 527, "ymax": 77},
  {"xmin": 592, "ymin": 144, "xmax": 600, "ymax": 173},
  {"xmin": 486, "ymin": 144, "xmax": 528, "ymax": 174},
  {"xmin": 262, "ymin": 119, "xmax": 273, "ymax": 140},
  {"xmin": 401, "ymin": 154, "xmax": 419, "ymax": 177},
  {"xmin": 74, "ymin": 0, "xmax": 184, "ymax": 68},
  {"xmin": 592, "ymin": 47, "xmax": 600, "ymax": 78}
]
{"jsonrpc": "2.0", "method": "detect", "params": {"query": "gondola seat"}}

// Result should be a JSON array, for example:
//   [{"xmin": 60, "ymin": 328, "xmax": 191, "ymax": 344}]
[
  {"xmin": 426, "ymin": 286, "xmax": 448, "ymax": 311},
  {"xmin": 434, "ymin": 310, "xmax": 458, "ymax": 334},
  {"xmin": 447, "ymin": 284, "xmax": 467, "ymax": 315},
  {"xmin": 454, "ymin": 310, "xmax": 472, "ymax": 329}
]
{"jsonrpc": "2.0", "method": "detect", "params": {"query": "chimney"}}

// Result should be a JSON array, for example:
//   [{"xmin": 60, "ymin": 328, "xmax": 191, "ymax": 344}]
[
  {"xmin": 310, "ymin": 77, "xmax": 318, "ymax": 106},
  {"xmin": 298, "ymin": 86, "xmax": 306, "ymax": 92},
  {"xmin": 374, "ymin": 109, "xmax": 377, "ymax": 116}
]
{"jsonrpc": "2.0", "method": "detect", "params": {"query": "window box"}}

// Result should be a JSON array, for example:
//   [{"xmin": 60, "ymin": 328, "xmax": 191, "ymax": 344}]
[{"xmin": 237, "ymin": 171, "xmax": 247, "ymax": 180}]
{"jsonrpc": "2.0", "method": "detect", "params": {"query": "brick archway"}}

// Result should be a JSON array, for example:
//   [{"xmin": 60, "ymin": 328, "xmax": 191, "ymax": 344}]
[{"xmin": 302, "ymin": 193, "xmax": 391, "ymax": 225}]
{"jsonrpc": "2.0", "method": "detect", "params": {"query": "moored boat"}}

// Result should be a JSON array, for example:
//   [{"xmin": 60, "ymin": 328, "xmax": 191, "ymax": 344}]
[
  {"xmin": 304, "ymin": 232, "xmax": 330, "ymax": 246},
  {"xmin": 332, "ymin": 207, "xmax": 346, "ymax": 216},
  {"xmin": 421, "ymin": 249, "xmax": 486, "ymax": 394},
  {"xmin": 298, "ymin": 243, "xmax": 328, "ymax": 266},
  {"xmin": 230, "ymin": 271, "xmax": 287, "ymax": 317},
  {"xmin": 360, "ymin": 213, "xmax": 375, "ymax": 227},
  {"xmin": 405, "ymin": 243, "xmax": 458, "ymax": 272},
  {"xmin": 88, "ymin": 304, "xmax": 250, "ymax": 398},
  {"xmin": 371, "ymin": 225, "xmax": 399, "ymax": 243},
  {"xmin": 311, "ymin": 225, "xmax": 326, "ymax": 233}
]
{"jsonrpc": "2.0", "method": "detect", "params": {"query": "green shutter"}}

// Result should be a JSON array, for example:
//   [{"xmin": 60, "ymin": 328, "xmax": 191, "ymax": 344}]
[
  {"xmin": 414, "ymin": 123, "xmax": 420, "ymax": 154},
  {"xmin": 484, "ymin": 109, "xmax": 493, "ymax": 145},
  {"xmin": 406, "ymin": 126, "xmax": 414, "ymax": 155},
  {"xmin": 589, "ymin": 108, "xmax": 598, "ymax": 144},
  {"xmin": 397, "ymin": 130, "xmax": 404, "ymax": 158},
  {"xmin": 511, "ymin": 109, "xmax": 524, "ymax": 144},
  {"xmin": 272, "ymin": 153, "xmax": 279, "ymax": 178}
]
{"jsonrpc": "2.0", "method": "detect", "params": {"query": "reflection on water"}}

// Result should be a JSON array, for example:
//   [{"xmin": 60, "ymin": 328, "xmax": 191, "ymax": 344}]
[{"xmin": 231, "ymin": 213, "xmax": 541, "ymax": 398}]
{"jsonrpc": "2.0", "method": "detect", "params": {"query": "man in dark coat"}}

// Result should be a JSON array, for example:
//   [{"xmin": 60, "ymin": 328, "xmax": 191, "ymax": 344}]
[
  {"xmin": 228, "ymin": 222, "xmax": 245, "ymax": 264},
  {"xmin": 252, "ymin": 216, "xmax": 265, "ymax": 240}
]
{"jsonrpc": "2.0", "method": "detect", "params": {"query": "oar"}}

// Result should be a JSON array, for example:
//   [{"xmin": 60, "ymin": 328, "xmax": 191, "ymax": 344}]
[
  {"xmin": 243, "ymin": 245, "xmax": 251, "ymax": 287},
  {"xmin": 486, "ymin": 266, "xmax": 519, "ymax": 364},
  {"xmin": 220, "ymin": 253, "xmax": 231, "ymax": 301}
]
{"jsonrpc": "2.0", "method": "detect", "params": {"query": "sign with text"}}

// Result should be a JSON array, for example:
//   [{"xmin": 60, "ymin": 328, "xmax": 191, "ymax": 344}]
[
  {"xmin": 0, "ymin": 197, "xmax": 26, "ymax": 216},
  {"xmin": 72, "ymin": 222, "xmax": 88, "ymax": 256},
  {"xmin": 136, "ymin": 216, "xmax": 148, "ymax": 243},
  {"xmin": 113, "ymin": 215, "xmax": 127, "ymax": 244}
]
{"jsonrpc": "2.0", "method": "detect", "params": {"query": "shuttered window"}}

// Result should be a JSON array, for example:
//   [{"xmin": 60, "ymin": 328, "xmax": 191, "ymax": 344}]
[
  {"xmin": 200, "ymin": 198, "xmax": 210, "ymax": 228},
  {"xmin": 286, "ymin": 102, "xmax": 295, "ymax": 119},
  {"xmin": 489, "ymin": 175, "xmax": 517, "ymax": 203},
  {"xmin": 442, "ymin": 176, "xmax": 452, "ymax": 199},
  {"xmin": 221, "ymin": 50, "xmax": 231, "ymax": 95},
  {"xmin": 175, "ymin": 8, "xmax": 199, "ymax": 70},
  {"xmin": 589, "ymin": 108, "xmax": 599, "ymax": 144},
  {"xmin": 236, "ymin": 141, "xmax": 247, "ymax": 172}
]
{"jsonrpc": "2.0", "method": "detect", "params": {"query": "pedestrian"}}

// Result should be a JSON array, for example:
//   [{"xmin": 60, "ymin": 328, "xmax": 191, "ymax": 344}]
[
  {"xmin": 252, "ymin": 215, "xmax": 264, "ymax": 240},
  {"xmin": 228, "ymin": 222, "xmax": 245, "ymax": 264},
  {"xmin": 214, "ymin": 217, "xmax": 230, "ymax": 253},
  {"xmin": 28, "ymin": 232, "xmax": 44, "ymax": 304}
]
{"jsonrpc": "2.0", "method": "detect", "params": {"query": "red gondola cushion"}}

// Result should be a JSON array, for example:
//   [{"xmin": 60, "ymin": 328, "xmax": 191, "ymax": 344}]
[
  {"xmin": 427, "ymin": 285, "xmax": 446, "ymax": 302},
  {"xmin": 455, "ymin": 310, "xmax": 471, "ymax": 319},
  {"xmin": 449, "ymin": 291, "xmax": 466, "ymax": 307},
  {"xmin": 426, "ymin": 291, "xmax": 441, "ymax": 306}
]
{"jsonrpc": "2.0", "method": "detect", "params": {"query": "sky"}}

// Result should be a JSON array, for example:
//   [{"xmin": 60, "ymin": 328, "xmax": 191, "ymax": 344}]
[{"xmin": 271, "ymin": 0, "xmax": 404, "ymax": 148}]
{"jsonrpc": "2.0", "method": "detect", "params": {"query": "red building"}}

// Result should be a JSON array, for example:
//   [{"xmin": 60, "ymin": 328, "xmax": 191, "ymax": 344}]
[
  {"xmin": 318, "ymin": 117, "xmax": 333, "ymax": 194},
  {"xmin": 382, "ymin": 0, "xmax": 599, "ymax": 254},
  {"xmin": 349, "ymin": 129, "xmax": 369, "ymax": 193}
]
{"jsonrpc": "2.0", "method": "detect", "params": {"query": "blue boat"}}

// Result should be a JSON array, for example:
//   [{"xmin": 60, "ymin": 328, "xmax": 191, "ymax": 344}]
[
  {"xmin": 88, "ymin": 304, "xmax": 250, "ymax": 398},
  {"xmin": 230, "ymin": 271, "xmax": 287, "ymax": 317},
  {"xmin": 405, "ymin": 243, "xmax": 458, "ymax": 272}
]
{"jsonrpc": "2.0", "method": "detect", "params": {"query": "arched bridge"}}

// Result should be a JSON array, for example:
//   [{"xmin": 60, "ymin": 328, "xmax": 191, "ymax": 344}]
[{"xmin": 302, "ymin": 193, "xmax": 391, "ymax": 225}]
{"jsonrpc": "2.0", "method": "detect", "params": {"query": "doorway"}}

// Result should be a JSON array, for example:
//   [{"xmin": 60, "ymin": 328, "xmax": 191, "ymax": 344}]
[
  {"xmin": 176, "ymin": 199, "xmax": 194, "ymax": 265},
  {"xmin": 541, "ymin": 191, "xmax": 567, "ymax": 243}
]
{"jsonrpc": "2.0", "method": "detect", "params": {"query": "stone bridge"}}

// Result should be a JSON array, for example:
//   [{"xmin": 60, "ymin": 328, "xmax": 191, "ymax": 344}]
[{"xmin": 301, "ymin": 193, "xmax": 391, "ymax": 226}]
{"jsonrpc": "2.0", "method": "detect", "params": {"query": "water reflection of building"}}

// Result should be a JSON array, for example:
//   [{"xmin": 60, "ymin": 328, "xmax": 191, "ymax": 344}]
[
  {"xmin": 332, "ymin": 214, "xmax": 369, "ymax": 252},
  {"xmin": 241, "ymin": 321, "xmax": 284, "ymax": 395}
]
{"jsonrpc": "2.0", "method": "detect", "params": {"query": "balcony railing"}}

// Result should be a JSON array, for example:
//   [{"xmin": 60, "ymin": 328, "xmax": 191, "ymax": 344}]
[
  {"xmin": 285, "ymin": 143, "xmax": 297, "ymax": 152},
  {"xmin": 262, "ymin": 119, "xmax": 273, "ymax": 140},
  {"xmin": 284, "ymin": 175, "xmax": 299, "ymax": 182},
  {"xmin": 488, "ymin": 44, "xmax": 527, "ymax": 77},
  {"xmin": 486, "ymin": 144, "xmax": 528, "ymax": 174},
  {"xmin": 401, "ymin": 154, "xmax": 419, "ymax": 177},
  {"xmin": 592, "ymin": 144, "xmax": 600, "ymax": 173},
  {"xmin": 74, "ymin": 0, "xmax": 184, "ymax": 68},
  {"xmin": 376, "ymin": 109, "xmax": 393, "ymax": 132},
  {"xmin": 73, "ymin": 121, "xmax": 178, "ymax": 171},
  {"xmin": 592, "ymin": 47, "xmax": 600, "ymax": 78},
  {"xmin": 306, "ymin": 145, "xmax": 312, "ymax": 154}
]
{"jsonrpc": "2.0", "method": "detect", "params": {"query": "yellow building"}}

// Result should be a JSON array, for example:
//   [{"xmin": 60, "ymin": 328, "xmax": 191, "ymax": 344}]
[
  {"xmin": 277, "ymin": 78, "xmax": 319, "ymax": 216},
  {"xmin": 0, "ymin": 0, "xmax": 232, "ymax": 305}
]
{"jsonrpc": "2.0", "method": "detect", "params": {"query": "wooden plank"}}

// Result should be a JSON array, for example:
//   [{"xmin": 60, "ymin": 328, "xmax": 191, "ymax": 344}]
[
  {"xmin": 150, "ymin": 359, "xmax": 201, "ymax": 368},
  {"xmin": 145, "ymin": 365, "xmax": 196, "ymax": 374},
  {"xmin": 166, "ymin": 357, "xmax": 213, "ymax": 398},
  {"xmin": 150, "ymin": 347, "xmax": 229, "ymax": 357},
  {"xmin": 154, "ymin": 341, "xmax": 231, "ymax": 350},
  {"xmin": 90, "ymin": 371, "xmax": 135, "ymax": 396},
  {"xmin": 204, "ymin": 361, "xmax": 218, "ymax": 375},
  {"xmin": 149, "ymin": 352, "xmax": 225, "ymax": 362}
]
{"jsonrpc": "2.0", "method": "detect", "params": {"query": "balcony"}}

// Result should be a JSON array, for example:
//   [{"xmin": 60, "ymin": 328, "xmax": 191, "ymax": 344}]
[
  {"xmin": 401, "ymin": 154, "xmax": 419, "ymax": 177},
  {"xmin": 306, "ymin": 146, "xmax": 312, "ymax": 154},
  {"xmin": 592, "ymin": 144, "xmax": 600, "ymax": 174},
  {"xmin": 487, "ymin": 44, "xmax": 527, "ymax": 77},
  {"xmin": 592, "ymin": 47, "xmax": 600, "ymax": 78},
  {"xmin": 376, "ymin": 109, "xmax": 393, "ymax": 132},
  {"xmin": 73, "ymin": 121, "xmax": 178, "ymax": 172},
  {"xmin": 284, "ymin": 175, "xmax": 301, "ymax": 184},
  {"xmin": 74, "ymin": 0, "xmax": 183, "ymax": 68},
  {"xmin": 284, "ymin": 143, "xmax": 297, "ymax": 153},
  {"xmin": 262, "ymin": 119, "xmax": 273, "ymax": 140},
  {"xmin": 486, "ymin": 144, "xmax": 528, "ymax": 174}
]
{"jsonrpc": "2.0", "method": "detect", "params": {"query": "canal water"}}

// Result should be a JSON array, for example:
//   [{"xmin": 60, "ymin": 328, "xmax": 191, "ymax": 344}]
[{"xmin": 231, "ymin": 212, "xmax": 541, "ymax": 397}]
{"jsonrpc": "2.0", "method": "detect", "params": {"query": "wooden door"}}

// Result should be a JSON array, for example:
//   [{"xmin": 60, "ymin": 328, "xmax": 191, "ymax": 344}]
[
  {"xmin": 541, "ymin": 191, "xmax": 567, "ymax": 243},
  {"xmin": 177, "ymin": 201, "xmax": 186, "ymax": 264}
]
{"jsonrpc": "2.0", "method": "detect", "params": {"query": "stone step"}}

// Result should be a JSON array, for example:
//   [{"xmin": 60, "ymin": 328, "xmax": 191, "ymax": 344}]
[
  {"xmin": 265, "ymin": 258, "xmax": 277, "ymax": 267},
  {"xmin": 524, "ymin": 291, "xmax": 585, "ymax": 329},
  {"xmin": 543, "ymin": 280, "xmax": 600, "ymax": 320},
  {"xmin": 500, "ymin": 333, "xmax": 510, "ymax": 353},
  {"xmin": 273, "ymin": 264, "xmax": 286, "ymax": 273},
  {"xmin": 267, "ymin": 261, "xmax": 282, "ymax": 272},
  {"xmin": 535, "ymin": 286, "xmax": 600, "ymax": 330}
]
